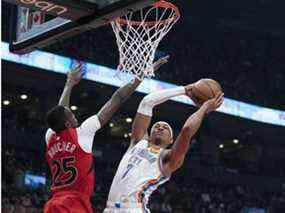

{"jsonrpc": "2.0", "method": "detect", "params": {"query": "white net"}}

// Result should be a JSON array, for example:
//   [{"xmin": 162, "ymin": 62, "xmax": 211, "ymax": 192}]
[{"xmin": 111, "ymin": 1, "xmax": 180, "ymax": 81}]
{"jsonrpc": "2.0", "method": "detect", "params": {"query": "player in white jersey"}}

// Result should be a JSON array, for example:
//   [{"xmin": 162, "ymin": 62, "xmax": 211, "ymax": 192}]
[{"xmin": 104, "ymin": 83, "xmax": 224, "ymax": 213}]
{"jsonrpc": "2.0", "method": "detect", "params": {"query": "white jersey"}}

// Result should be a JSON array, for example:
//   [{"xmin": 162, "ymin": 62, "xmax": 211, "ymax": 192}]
[{"xmin": 106, "ymin": 140, "xmax": 170, "ymax": 212}]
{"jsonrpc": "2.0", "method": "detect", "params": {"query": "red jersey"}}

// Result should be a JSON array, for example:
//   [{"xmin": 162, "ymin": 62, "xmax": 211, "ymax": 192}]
[{"xmin": 46, "ymin": 128, "xmax": 95, "ymax": 197}]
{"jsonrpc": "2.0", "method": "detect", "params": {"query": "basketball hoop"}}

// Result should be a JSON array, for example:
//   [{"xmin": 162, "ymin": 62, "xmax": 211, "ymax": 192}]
[{"xmin": 111, "ymin": 1, "xmax": 180, "ymax": 81}]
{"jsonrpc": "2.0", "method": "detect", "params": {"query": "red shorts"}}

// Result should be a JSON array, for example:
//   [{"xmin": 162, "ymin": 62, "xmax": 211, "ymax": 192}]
[{"xmin": 44, "ymin": 191, "xmax": 93, "ymax": 213}]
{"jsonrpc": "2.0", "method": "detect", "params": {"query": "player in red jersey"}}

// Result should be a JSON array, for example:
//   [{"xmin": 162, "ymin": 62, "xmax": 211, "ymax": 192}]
[{"xmin": 44, "ymin": 58, "xmax": 169, "ymax": 213}]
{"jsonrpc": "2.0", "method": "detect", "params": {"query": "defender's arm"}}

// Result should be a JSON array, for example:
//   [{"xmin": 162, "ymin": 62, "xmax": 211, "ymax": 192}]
[
  {"xmin": 97, "ymin": 78, "xmax": 141, "ymax": 127},
  {"xmin": 58, "ymin": 64, "xmax": 83, "ymax": 107},
  {"xmin": 97, "ymin": 55, "xmax": 170, "ymax": 128}
]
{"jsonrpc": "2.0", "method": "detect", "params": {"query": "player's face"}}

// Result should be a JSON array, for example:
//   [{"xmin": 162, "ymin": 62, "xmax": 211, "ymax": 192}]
[
  {"xmin": 150, "ymin": 121, "xmax": 173, "ymax": 147},
  {"xmin": 64, "ymin": 107, "xmax": 78, "ymax": 128}
]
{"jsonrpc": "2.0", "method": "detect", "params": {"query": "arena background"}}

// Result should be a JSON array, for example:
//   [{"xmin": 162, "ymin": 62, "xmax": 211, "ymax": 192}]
[{"xmin": 2, "ymin": 0, "xmax": 285, "ymax": 212}]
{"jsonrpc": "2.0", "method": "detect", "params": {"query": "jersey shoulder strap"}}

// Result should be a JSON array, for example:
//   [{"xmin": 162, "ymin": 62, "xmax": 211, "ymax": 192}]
[{"xmin": 135, "ymin": 139, "xmax": 148, "ymax": 148}]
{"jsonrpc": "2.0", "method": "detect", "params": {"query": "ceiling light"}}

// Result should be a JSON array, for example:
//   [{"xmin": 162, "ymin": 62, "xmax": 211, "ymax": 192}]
[
  {"xmin": 233, "ymin": 139, "xmax": 239, "ymax": 144},
  {"xmin": 3, "ymin": 100, "xmax": 10, "ymax": 106},
  {"xmin": 124, "ymin": 133, "xmax": 128, "ymax": 138},
  {"xmin": 109, "ymin": 122, "xmax": 114, "ymax": 128},
  {"xmin": 126, "ymin": 117, "xmax": 132, "ymax": 123},
  {"xmin": 70, "ymin": 105, "xmax": 78, "ymax": 111},
  {"xmin": 219, "ymin": 144, "xmax": 224, "ymax": 149},
  {"xmin": 20, "ymin": 94, "xmax": 28, "ymax": 100}
]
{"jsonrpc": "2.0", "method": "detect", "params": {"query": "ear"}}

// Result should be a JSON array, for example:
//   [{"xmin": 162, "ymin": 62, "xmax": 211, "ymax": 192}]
[{"xmin": 65, "ymin": 121, "xmax": 71, "ymax": 128}]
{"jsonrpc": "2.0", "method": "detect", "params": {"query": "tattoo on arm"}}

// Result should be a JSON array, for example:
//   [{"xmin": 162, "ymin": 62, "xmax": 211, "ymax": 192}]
[{"xmin": 97, "ymin": 78, "xmax": 141, "ymax": 127}]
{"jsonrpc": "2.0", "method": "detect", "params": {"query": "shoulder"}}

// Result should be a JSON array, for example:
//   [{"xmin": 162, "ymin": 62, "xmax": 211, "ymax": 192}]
[
  {"xmin": 127, "ymin": 138, "xmax": 149, "ymax": 152},
  {"xmin": 45, "ymin": 129, "xmax": 54, "ymax": 145},
  {"xmin": 77, "ymin": 115, "xmax": 101, "ymax": 136},
  {"xmin": 134, "ymin": 139, "xmax": 149, "ymax": 149}
]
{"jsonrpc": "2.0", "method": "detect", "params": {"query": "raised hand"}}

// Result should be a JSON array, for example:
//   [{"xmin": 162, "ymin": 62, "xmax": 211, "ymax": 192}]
[
  {"xmin": 153, "ymin": 55, "xmax": 170, "ymax": 72},
  {"xmin": 66, "ymin": 63, "xmax": 84, "ymax": 86},
  {"xmin": 203, "ymin": 92, "xmax": 224, "ymax": 114},
  {"xmin": 183, "ymin": 84, "xmax": 204, "ymax": 107},
  {"xmin": 184, "ymin": 84, "xmax": 195, "ymax": 97}
]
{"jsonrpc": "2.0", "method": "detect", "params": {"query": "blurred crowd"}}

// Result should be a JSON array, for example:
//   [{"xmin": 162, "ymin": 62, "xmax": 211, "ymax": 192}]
[
  {"xmin": 2, "ymin": 105, "xmax": 285, "ymax": 213},
  {"xmin": 2, "ymin": 148, "xmax": 46, "ymax": 213},
  {"xmin": 2, "ymin": 1, "xmax": 285, "ymax": 111},
  {"xmin": 153, "ymin": 28, "xmax": 285, "ymax": 110},
  {"xmin": 44, "ymin": 27, "xmax": 285, "ymax": 109},
  {"xmin": 2, "ymin": 1, "xmax": 285, "ymax": 212},
  {"xmin": 3, "ymin": 146, "xmax": 285, "ymax": 213},
  {"xmin": 3, "ymin": 27, "xmax": 285, "ymax": 212}
]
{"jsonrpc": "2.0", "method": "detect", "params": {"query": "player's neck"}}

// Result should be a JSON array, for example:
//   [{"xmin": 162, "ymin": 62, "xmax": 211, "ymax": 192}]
[{"xmin": 148, "ymin": 140, "xmax": 163, "ymax": 149}]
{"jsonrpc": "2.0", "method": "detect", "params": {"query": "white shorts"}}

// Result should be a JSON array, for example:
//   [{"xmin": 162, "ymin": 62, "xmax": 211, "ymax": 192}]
[
  {"xmin": 104, "ymin": 201, "xmax": 150, "ymax": 213},
  {"xmin": 103, "ymin": 207, "xmax": 145, "ymax": 213}
]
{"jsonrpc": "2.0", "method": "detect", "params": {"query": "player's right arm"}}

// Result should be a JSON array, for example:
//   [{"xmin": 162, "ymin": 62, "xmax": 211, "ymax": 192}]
[
  {"xmin": 45, "ymin": 64, "xmax": 83, "ymax": 143},
  {"xmin": 130, "ymin": 85, "xmax": 191, "ymax": 147},
  {"xmin": 161, "ymin": 92, "xmax": 224, "ymax": 175},
  {"xmin": 58, "ymin": 64, "xmax": 83, "ymax": 107}
]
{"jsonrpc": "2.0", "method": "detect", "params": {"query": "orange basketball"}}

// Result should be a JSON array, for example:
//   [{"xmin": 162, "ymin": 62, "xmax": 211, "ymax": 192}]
[{"xmin": 191, "ymin": 79, "xmax": 222, "ymax": 106}]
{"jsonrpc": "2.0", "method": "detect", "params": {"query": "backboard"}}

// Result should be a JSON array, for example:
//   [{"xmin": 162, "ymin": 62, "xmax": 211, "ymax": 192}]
[{"xmin": 4, "ymin": 0, "xmax": 159, "ymax": 54}]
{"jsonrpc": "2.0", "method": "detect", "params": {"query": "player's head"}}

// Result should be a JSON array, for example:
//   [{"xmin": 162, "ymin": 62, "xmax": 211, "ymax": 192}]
[
  {"xmin": 46, "ymin": 105, "xmax": 78, "ymax": 133},
  {"xmin": 150, "ymin": 121, "xmax": 173, "ymax": 148}
]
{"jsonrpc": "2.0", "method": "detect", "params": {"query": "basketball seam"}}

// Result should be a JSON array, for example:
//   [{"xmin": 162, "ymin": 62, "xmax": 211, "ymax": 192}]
[{"xmin": 203, "ymin": 80, "xmax": 215, "ymax": 98}]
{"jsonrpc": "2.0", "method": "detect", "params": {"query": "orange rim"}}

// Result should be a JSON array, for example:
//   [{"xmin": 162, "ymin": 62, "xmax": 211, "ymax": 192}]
[{"xmin": 114, "ymin": 1, "xmax": 180, "ymax": 26}]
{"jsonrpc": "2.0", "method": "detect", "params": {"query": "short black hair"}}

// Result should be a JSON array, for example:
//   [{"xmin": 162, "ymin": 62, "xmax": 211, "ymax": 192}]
[{"xmin": 46, "ymin": 105, "xmax": 67, "ymax": 133}]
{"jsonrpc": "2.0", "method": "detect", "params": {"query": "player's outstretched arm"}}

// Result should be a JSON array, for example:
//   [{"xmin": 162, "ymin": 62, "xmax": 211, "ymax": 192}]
[
  {"xmin": 162, "ymin": 92, "xmax": 224, "ymax": 175},
  {"xmin": 97, "ymin": 55, "xmax": 170, "ymax": 128},
  {"xmin": 97, "ymin": 78, "xmax": 141, "ymax": 127},
  {"xmin": 130, "ymin": 83, "xmax": 190, "ymax": 147},
  {"xmin": 58, "ymin": 64, "xmax": 83, "ymax": 107}
]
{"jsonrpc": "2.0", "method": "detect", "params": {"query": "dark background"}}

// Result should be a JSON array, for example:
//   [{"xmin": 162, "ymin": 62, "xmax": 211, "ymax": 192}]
[{"xmin": 2, "ymin": 0, "xmax": 285, "ymax": 212}]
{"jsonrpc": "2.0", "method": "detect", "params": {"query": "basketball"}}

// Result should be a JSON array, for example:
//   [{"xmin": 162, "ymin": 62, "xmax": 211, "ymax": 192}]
[{"xmin": 191, "ymin": 79, "xmax": 222, "ymax": 106}]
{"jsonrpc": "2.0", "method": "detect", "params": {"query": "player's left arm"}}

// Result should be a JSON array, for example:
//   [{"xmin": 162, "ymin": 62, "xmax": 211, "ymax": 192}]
[
  {"xmin": 96, "ymin": 78, "xmax": 142, "ymax": 127},
  {"xmin": 58, "ymin": 64, "xmax": 83, "ymax": 107},
  {"xmin": 77, "ymin": 77, "xmax": 144, "ymax": 152},
  {"xmin": 76, "ymin": 56, "xmax": 170, "ymax": 152},
  {"xmin": 97, "ymin": 56, "xmax": 170, "ymax": 128},
  {"xmin": 77, "ymin": 81, "xmax": 145, "ymax": 152},
  {"xmin": 162, "ymin": 92, "xmax": 224, "ymax": 175}
]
